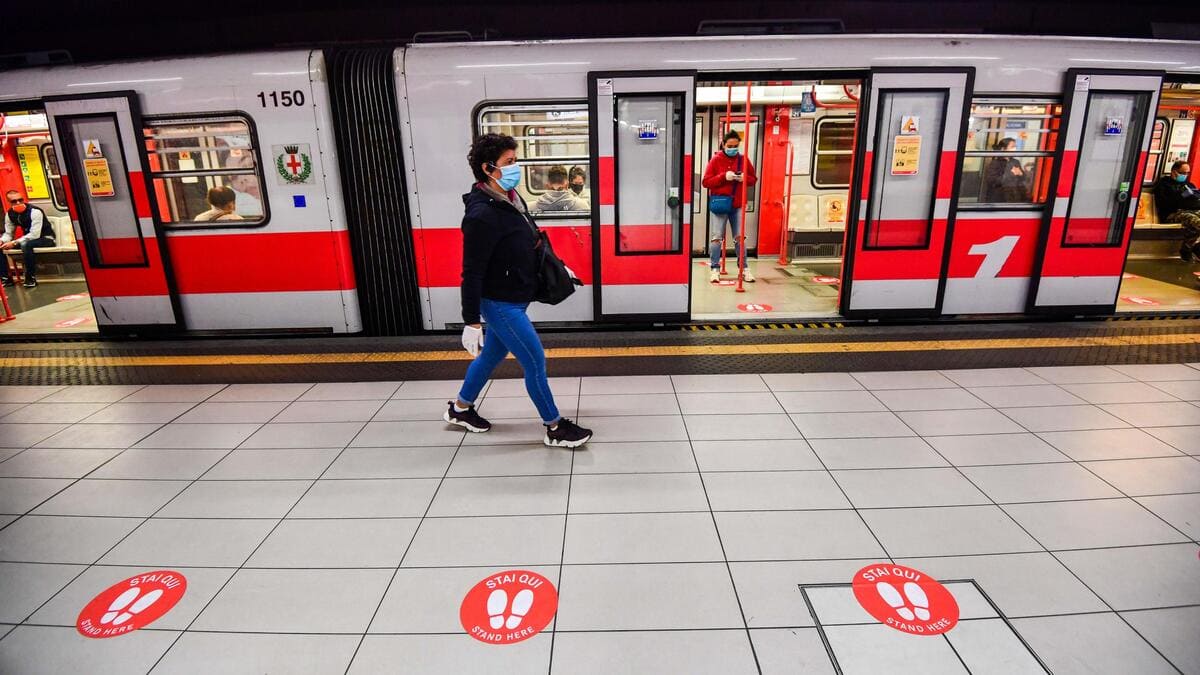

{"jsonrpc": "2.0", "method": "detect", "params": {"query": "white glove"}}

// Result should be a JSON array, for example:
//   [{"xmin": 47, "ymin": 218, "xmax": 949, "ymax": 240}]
[
  {"xmin": 462, "ymin": 325, "xmax": 484, "ymax": 357},
  {"xmin": 725, "ymin": 170, "xmax": 736, "ymax": 181}
]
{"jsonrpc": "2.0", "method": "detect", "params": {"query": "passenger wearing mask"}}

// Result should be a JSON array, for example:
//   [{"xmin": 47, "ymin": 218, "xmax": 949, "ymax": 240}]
[
  {"xmin": 1, "ymin": 190, "xmax": 55, "ymax": 288},
  {"xmin": 701, "ymin": 130, "xmax": 758, "ymax": 283},
  {"xmin": 194, "ymin": 186, "xmax": 245, "ymax": 222},
  {"xmin": 444, "ymin": 132, "xmax": 592, "ymax": 448},
  {"xmin": 534, "ymin": 164, "xmax": 589, "ymax": 212},
  {"xmin": 983, "ymin": 137, "xmax": 1030, "ymax": 203},
  {"xmin": 569, "ymin": 165, "xmax": 590, "ymax": 204},
  {"xmin": 1153, "ymin": 160, "xmax": 1200, "ymax": 261}
]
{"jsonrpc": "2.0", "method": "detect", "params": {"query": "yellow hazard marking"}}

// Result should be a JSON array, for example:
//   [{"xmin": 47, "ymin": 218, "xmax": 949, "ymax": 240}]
[{"xmin": 1, "ymin": 333, "xmax": 1199, "ymax": 368}]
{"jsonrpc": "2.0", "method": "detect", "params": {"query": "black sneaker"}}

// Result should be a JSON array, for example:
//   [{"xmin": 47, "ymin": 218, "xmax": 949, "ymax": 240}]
[
  {"xmin": 22, "ymin": 278, "xmax": 37, "ymax": 288},
  {"xmin": 1181, "ymin": 243, "xmax": 1195, "ymax": 263},
  {"xmin": 544, "ymin": 418, "xmax": 592, "ymax": 448},
  {"xmin": 0, "ymin": 278, "xmax": 11, "ymax": 287},
  {"xmin": 443, "ymin": 402, "xmax": 491, "ymax": 433}
]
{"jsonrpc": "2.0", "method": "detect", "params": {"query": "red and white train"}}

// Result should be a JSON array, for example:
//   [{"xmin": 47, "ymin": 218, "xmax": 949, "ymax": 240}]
[{"xmin": 0, "ymin": 34, "xmax": 1197, "ymax": 336}]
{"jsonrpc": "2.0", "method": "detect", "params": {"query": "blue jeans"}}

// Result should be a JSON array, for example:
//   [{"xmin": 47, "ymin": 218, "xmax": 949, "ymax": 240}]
[
  {"xmin": 2, "ymin": 237, "xmax": 55, "ymax": 281},
  {"xmin": 457, "ymin": 298, "xmax": 560, "ymax": 424},
  {"xmin": 708, "ymin": 208, "xmax": 745, "ymax": 269}
]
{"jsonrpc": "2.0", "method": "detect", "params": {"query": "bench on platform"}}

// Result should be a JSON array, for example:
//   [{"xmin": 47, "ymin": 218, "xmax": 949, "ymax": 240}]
[{"xmin": 2, "ymin": 216, "xmax": 79, "ymax": 281}]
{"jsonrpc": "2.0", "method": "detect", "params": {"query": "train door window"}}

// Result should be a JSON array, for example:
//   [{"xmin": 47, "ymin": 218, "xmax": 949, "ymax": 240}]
[
  {"xmin": 960, "ymin": 99, "xmax": 1061, "ymax": 207},
  {"xmin": 614, "ymin": 94, "xmax": 682, "ymax": 253},
  {"xmin": 1144, "ymin": 118, "xmax": 1168, "ymax": 185},
  {"xmin": 1063, "ymin": 91, "xmax": 1150, "ymax": 246},
  {"xmin": 476, "ymin": 103, "xmax": 591, "ymax": 217},
  {"xmin": 38, "ymin": 143, "xmax": 69, "ymax": 212},
  {"xmin": 812, "ymin": 118, "xmax": 855, "ymax": 188},
  {"xmin": 142, "ymin": 116, "xmax": 267, "ymax": 227},
  {"xmin": 864, "ymin": 90, "xmax": 948, "ymax": 249}
]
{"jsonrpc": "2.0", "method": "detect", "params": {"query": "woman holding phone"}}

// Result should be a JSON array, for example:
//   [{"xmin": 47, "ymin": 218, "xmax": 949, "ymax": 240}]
[{"xmin": 701, "ymin": 130, "xmax": 758, "ymax": 284}]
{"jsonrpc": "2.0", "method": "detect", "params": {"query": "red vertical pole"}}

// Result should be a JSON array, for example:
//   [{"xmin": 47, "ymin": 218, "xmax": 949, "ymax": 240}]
[
  {"xmin": 0, "ymin": 280, "xmax": 13, "ymax": 322},
  {"xmin": 779, "ymin": 143, "xmax": 794, "ymax": 266},
  {"xmin": 736, "ymin": 81, "xmax": 751, "ymax": 293},
  {"xmin": 720, "ymin": 82, "xmax": 733, "ymax": 275}
]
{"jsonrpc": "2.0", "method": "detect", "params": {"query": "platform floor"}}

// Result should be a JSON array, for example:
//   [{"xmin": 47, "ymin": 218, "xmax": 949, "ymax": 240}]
[{"xmin": 1, "ymin": 364, "xmax": 1199, "ymax": 674}]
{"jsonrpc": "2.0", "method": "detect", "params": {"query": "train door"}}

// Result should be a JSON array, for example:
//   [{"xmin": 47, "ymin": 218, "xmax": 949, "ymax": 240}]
[
  {"xmin": 44, "ymin": 93, "xmax": 181, "ymax": 332},
  {"xmin": 841, "ymin": 69, "xmax": 972, "ymax": 316},
  {"xmin": 1028, "ymin": 70, "xmax": 1163, "ymax": 312},
  {"xmin": 588, "ymin": 71, "xmax": 695, "ymax": 321}
]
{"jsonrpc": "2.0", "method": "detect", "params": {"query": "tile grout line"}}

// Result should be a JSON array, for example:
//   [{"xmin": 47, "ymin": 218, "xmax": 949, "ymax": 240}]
[
  {"xmin": 847, "ymin": 380, "xmax": 977, "ymax": 674},
  {"xmin": 935, "ymin": 397, "xmax": 1189, "ymax": 675},
  {"xmin": 1, "ymin": 384, "xmax": 237, "ymax": 647},
  {"xmin": 339, "ymin": 379, "xmax": 479, "ymax": 675},
  {"xmin": 672, "ymin": 374, "xmax": 762, "ymax": 674},
  {"xmin": 546, "ymin": 376, "xmax": 582, "ymax": 675}
]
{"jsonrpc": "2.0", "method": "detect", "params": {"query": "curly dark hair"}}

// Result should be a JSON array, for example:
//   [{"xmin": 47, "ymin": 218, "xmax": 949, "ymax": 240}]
[
  {"xmin": 722, "ymin": 129, "xmax": 742, "ymax": 145},
  {"xmin": 468, "ymin": 133, "xmax": 519, "ymax": 183}
]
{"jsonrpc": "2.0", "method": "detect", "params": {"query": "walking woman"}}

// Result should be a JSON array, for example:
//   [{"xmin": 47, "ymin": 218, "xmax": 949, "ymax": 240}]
[{"xmin": 444, "ymin": 133, "xmax": 593, "ymax": 448}]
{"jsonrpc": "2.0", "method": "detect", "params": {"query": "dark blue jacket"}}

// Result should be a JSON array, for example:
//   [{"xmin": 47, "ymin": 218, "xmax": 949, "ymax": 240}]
[{"xmin": 460, "ymin": 184, "xmax": 539, "ymax": 325}]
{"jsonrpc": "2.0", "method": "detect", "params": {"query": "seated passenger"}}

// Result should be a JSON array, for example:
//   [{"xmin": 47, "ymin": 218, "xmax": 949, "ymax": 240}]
[
  {"xmin": 569, "ymin": 165, "xmax": 590, "ymax": 204},
  {"xmin": 0, "ymin": 189, "xmax": 55, "ymax": 289},
  {"xmin": 534, "ymin": 165, "xmax": 588, "ymax": 212},
  {"xmin": 1153, "ymin": 160, "xmax": 1200, "ymax": 261},
  {"xmin": 983, "ymin": 138, "xmax": 1030, "ymax": 203},
  {"xmin": 194, "ymin": 186, "xmax": 245, "ymax": 222}
]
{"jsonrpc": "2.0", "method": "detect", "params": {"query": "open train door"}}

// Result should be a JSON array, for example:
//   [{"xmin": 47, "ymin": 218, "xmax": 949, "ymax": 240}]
[
  {"xmin": 1028, "ymin": 70, "xmax": 1163, "ymax": 313},
  {"xmin": 840, "ymin": 68, "xmax": 972, "ymax": 317},
  {"xmin": 44, "ymin": 92, "xmax": 181, "ymax": 333},
  {"xmin": 588, "ymin": 71, "xmax": 695, "ymax": 322}
]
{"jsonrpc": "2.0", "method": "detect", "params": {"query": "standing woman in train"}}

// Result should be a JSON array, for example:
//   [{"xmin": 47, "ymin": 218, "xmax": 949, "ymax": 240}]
[
  {"xmin": 444, "ymin": 133, "xmax": 593, "ymax": 449},
  {"xmin": 701, "ymin": 130, "xmax": 758, "ymax": 283}
]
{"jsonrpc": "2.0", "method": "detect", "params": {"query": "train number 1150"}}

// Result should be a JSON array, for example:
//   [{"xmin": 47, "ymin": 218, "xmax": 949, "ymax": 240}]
[{"xmin": 257, "ymin": 90, "xmax": 306, "ymax": 108}]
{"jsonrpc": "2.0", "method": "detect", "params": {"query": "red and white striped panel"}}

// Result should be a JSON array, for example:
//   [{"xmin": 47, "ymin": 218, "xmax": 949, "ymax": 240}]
[
  {"xmin": 1033, "ymin": 71, "xmax": 1162, "ymax": 309},
  {"xmin": 941, "ymin": 210, "xmax": 1042, "ymax": 314}
]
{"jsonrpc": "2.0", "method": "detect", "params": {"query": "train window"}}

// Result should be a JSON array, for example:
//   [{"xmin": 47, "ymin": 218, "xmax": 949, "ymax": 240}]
[
  {"xmin": 38, "ymin": 143, "xmax": 69, "ymax": 212},
  {"xmin": 477, "ymin": 104, "xmax": 592, "ymax": 217},
  {"xmin": 812, "ymin": 118, "xmax": 855, "ymax": 188},
  {"xmin": 864, "ymin": 90, "xmax": 947, "ymax": 249},
  {"xmin": 1144, "ymin": 118, "xmax": 1168, "ymax": 185},
  {"xmin": 142, "ymin": 116, "xmax": 267, "ymax": 228},
  {"xmin": 960, "ymin": 99, "xmax": 1061, "ymax": 207}
]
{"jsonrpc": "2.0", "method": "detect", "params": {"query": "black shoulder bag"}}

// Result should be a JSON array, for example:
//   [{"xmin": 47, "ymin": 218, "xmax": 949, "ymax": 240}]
[{"xmin": 516, "ymin": 196, "xmax": 583, "ymax": 305}]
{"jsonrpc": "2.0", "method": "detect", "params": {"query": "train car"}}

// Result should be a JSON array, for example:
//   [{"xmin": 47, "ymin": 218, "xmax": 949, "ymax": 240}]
[
  {"xmin": 0, "ymin": 51, "xmax": 362, "ymax": 335},
  {"xmin": 397, "ymin": 34, "xmax": 1200, "ymax": 329},
  {"xmin": 0, "ymin": 35, "xmax": 1198, "ymax": 338}
]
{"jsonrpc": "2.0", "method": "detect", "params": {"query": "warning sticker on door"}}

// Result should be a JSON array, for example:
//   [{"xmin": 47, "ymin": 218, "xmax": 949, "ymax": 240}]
[
  {"xmin": 852, "ymin": 563, "xmax": 958, "ymax": 636},
  {"xmin": 460, "ymin": 570, "xmax": 557, "ymax": 645},
  {"xmin": 84, "ymin": 158, "xmax": 115, "ymax": 197},
  {"xmin": 77, "ymin": 570, "xmax": 187, "ymax": 638}
]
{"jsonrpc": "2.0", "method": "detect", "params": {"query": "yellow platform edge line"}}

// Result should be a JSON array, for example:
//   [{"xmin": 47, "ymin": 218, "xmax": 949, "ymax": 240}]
[{"xmin": 2, "ymin": 333, "xmax": 1198, "ymax": 368}]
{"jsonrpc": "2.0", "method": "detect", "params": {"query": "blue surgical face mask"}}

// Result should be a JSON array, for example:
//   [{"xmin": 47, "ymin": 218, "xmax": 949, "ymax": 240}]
[
  {"xmin": 724, "ymin": 147, "xmax": 739, "ymax": 158},
  {"xmin": 1177, "ymin": 173, "xmax": 1189, "ymax": 183},
  {"xmin": 491, "ymin": 163, "xmax": 521, "ymax": 191}
]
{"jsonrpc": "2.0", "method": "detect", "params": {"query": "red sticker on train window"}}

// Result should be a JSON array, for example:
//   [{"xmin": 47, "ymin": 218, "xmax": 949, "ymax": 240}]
[
  {"xmin": 737, "ymin": 303, "xmax": 773, "ymax": 313},
  {"xmin": 852, "ymin": 563, "xmax": 958, "ymax": 636},
  {"xmin": 460, "ymin": 570, "xmax": 557, "ymax": 645},
  {"xmin": 77, "ymin": 570, "xmax": 187, "ymax": 638}
]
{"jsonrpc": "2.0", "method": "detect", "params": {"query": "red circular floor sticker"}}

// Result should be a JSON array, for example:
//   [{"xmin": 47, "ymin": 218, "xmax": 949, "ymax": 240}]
[
  {"xmin": 77, "ymin": 571, "xmax": 187, "ymax": 638},
  {"xmin": 737, "ymin": 303, "xmax": 773, "ymax": 313},
  {"xmin": 852, "ymin": 563, "xmax": 958, "ymax": 636},
  {"xmin": 811, "ymin": 276, "xmax": 840, "ymax": 284},
  {"xmin": 460, "ymin": 570, "xmax": 557, "ymax": 644},
  {"xmin": 54, "ymin": 317, "xmax": 93, "ymax": 328},
  {"xmin": 1121, "ymin": 296, "xmax": 1160, "ymax": 306},
  {"xmin": 56, "ymin": 293, "xmax": 89, "ymax": 302}
]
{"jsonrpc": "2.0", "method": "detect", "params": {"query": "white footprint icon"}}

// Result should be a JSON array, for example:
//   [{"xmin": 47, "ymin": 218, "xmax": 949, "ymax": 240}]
[
  {"xmin": 904, "ymin": 582, "xmax": 930, "ymax": 621},
  {"xmin": 505, "ymin": 589, "xmax": 534, "ymax": 630},
  {"xmin": 100, "ymin": 587, "xmax": 163, "ymax": 626},
  {"xmin": 876, "ymin": 582, "xmax": 915, "ymax": 621},
  {"xmin": 487, "ymin": 589, "xmax": 508, "ymax": 630}
]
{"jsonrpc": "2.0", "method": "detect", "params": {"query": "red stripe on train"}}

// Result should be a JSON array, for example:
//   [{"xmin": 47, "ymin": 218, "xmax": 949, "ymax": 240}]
[
  {"xmin": 1056, "ymin": 151, "xmax": 1078, "ymax": 199},
  {"xmin": 598, "ymin": 157, "xmax": 615, "ymax": 206},
  {"xmin": 129, "ymin": 171, "xmax": 152, "ymax": 220},
  {"xmin": 683, "ymin": 154, "xmax": 693, "ymax": 205},
  {"xmin": 936, "ymin": 151, "xmax": 956, "ymax": 199},
  {"xmin": 945, "ymin": 218, "xmax": 1040, "ymax": 279}
]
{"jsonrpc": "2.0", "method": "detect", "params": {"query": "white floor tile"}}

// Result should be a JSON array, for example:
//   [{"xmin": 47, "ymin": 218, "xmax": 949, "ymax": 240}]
[
  {"xmin": 556, "ymin": 563, "xmax": 744, "ymax": 630},
  {"xmin": 1083, "ymin": 456, "xmax": 1200, "ymax": 496},
  {"xmin": 79, "ymin": 402, "xmax": 197, "ymax": 424},
  {"xmin": 175, "ymin": 400, "xmax": 290, "ymax": 424},
  {"xmin": 1100, "ymin": 401, "xmax": 1200, "ymax": 427},
  {"xmin": 1024, "ymin": 366, "xmax": 1133, "ymax": 384},
  {"xmin": 925, "ymin": 433, "xmax": 1068, "ymax": 466},
  {"xmin": 299, "ymin": 381, "xmax": 402, "ymax": 400},
  {"xmin": 671, "ymin": 373, "xmax": 767, "ymax": 392},
  {"xmin": 192, "ymin": 568, "xmax": 393, "ymax": 632},
  {"xmin": 873, "ymin": 388, "xmax": 988, "ymax": 411},
  {"xmin": 966, "ymin": 384, "xmax": 1087, "ymax": 408},
  {"xmin": 947, "ymin": 618, "xmax": 1050, "ymax": 674},
  {"xmin": 88, "ymin": 448, "xmax": 227, "ymax": 480},
  {"xmin": 551, "ymin": 630, "xmax": 758, "ymax": 675},
  {"xmin": 447, "ymin": 443, "xmax": 572, "ymax": 477},
  {"xmin": 0, "ymin": 562, "xmax": 85, "ymax": 623},
  {"xmin": 351, "ymin": 634, "xmax": 550, "ymax": 675},
  {"xmin": 0, "ymin": 477, "xmax": 71, "ymax": 513},
  {"xmin": 288, "ymin": 478, "xmax": 438, "ymax": 518},
  {"xmin": 692, "ymin": 439, "xmax": 824, "ymax": 471},
  {"xmin": 401, "ymin": 515, "xmax": 564, "ymax": 567},
  {"xmin": 0, "ymin": 625, "xmax": 179, "ymax": 675},
  {"xmin": 1038, "ymin": 428, "xmax": 1183, "ymax": 461},
  {"xmin": 833, "ymin": 467, "xmax": 989, "ymax": 508},
  {"xmin": 716, "ymin": 510, "xmax": 885, "ymax": 560},
  {"xmin": 157, "ymin": 480, "xmax": 310, "ymax": 518},
  {"xmin": 1056, "ymin": 544, "xmax": 1200, "ymax": 611},
  {"xmin": 280, "ymin": 399, "xmax": 386, "ymax": 422},
  {"xmin": 100, "ymin": 518, "xmax": 276, "ymax": 567},
  {"xmin": 563, "ymin": 511, "xmax": 724, "ymax": 563},
  {"xmin": 2, "ymin": 402, "xmax": 109, "ymax": 424},
  {"xmin": 751, "ymin": 628, "xmax": 836, "ymax": 675},
  {"xmin": 579, "ymin": 374, "xmax": 674, "ymax": 395},
  {"xmin": 1148, "ymin": 379, "xmax": 1200, "ymax": 401},
  {"xmin": 810, "ymin": 437, "xmax": 948, "ymax": 469},
  {"xmin": 1145, "ymin": 425, "xmax": 1200, "ymax": 454},
  {"xmin": 428, "ymin": 475, "xmax": 569, "ymax": 517},
  {"xmin": 1004, "ymin": 498, "xmax": 1187, "ymax": 550},
  {"xmin": 1014, "ymin": 613, "xmax": 1178, "ymax": 675},
  {"xmin": 574, "ymin": 415, "xmax": 689, "ymax": 443},
  {"xmin": 134, "ymin": 423, "xmax": 260, "ymax": 449},
  {"xmin": 575, "ymin": 392, "xmax": 678, "ymax": 416},
  {"xmin": 325, "ymin": 446, "xmax": 456, "ymax": 479},
  {"xmin": 485, "ymin": 376, "xmax": 579, "ymax": 397},
  {"xmin": 705, "ymin": 470, "xmax": 850, "ymax": 510},
  {"xmin": 0, "ymin": 515, "xmax": 141, "ymax": 564},
  {"xmin": 760, "ymin": 372, "xmax": 864, "ymax": 391},
  {"xmin": 861, "ymin": 505, "xmax": 1041, "ymax": 557},
  {"xmin": 570, "ymin": 441, "xmax": 696, "ymax": 474},
  {"xmin": 824, "ymin": 623, "xmax": 967, "ymax": 674},
  {"xmin": 200, "ymin": 447, "xmax": 340, "ymax": 480},
  {"xmin": 569, "ymin": 472, "xmax": 708, "ymax": 513},
  {"xmin": 391, "ymin": 379, "xmax": 473, "ymax": 399},
  {"xmin": 246, "ymin": 518, "xmax": 419, "ymax": 567},
  {"xmin": 790, "ymin": 412, "xmax": 915, "ymax": 439},
  {"xmin": 240, "ymin": 422, "xmax": 365, "ymax": 449},
  {"xmin": 32, "ymin": 479, "xmax": 187, "ymax": 517},
  {"xmin": 1000, "ymin": 405, "xmax": 1130, "ymax": 432},
  {"xmin": 207, "ymin": 382, "xmax": 313, "ymax": 402},
  {"xmin": 155, "ymin": 633, "xmax": 360, "ymax": 675},
  {"xmin": 852, "ymin": 370, "xmax": 958, "ymax": 390},
  {"xmin": 685, "ymin": 413, "xmax": 801, "ymax": 440},
  {"xmin": 38, "ymin": 385, "xmax": 144, "ymax": 403},
  {"xmin": 773, "ymin": 390, "xmax": 885, "ymax": 413},
  {"xmin": 1120, "ymin": 607, "xmax": 1200, "ymax": 674},
  {"xmin": 0, "ymin": 386, "xmax": 65, "ymax": 403},
  {"xmin": 960, "ymin": 463, "xmax": 1122, "ymax": 503},
  {"xmin": 899, "ymin": 408, "xmax": 1025, "ymax": 436},
  {"xmin": 940, "ymin": 368, "xmax": 1050, "ymax": 387},
  {"xmin": 1110, "ymin": 363, "xmax": 1200, "ymax": 381},
  {"xmin": 369, "ymin": 565, "xmax": 558, "ymax": 633},
  {"xmin": 730, "ymin": 559, "xmax": 875, "ymax": 628},
  {"xmin": 119, "ymin": 384, "xmax": 226, "ymax": 403},
  {"xmin": 1059, "ymin": 382, "xmax": 1179, "ymax": 404},
  {"xmin": 1135, "ymin": 493, "xmax": 1200, "ymax": 539},
  {"xmin": 677, "ymin": 391, "xmax": 783, "ymax": 415}
]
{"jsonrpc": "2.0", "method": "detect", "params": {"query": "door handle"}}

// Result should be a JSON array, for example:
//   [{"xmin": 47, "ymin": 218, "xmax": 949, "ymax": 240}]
[{"xmin": 667, "ymin": 195, "xmax": 681, "ymax": 209}]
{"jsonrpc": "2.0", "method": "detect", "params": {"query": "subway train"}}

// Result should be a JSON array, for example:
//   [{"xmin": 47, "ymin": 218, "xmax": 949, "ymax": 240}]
[{"xmin": 0, "ymin": 34, "xmax": 1197, "ymax": 337}]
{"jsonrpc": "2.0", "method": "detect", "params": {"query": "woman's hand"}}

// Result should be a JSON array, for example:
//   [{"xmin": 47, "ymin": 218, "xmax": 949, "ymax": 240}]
[
  {"xmin": 725, "ymin": 170, "xmax": 736, "ymax": 181},
  {"xmin": 462, "ymin": 324, "xmax": 484, "ymax": 357}
]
